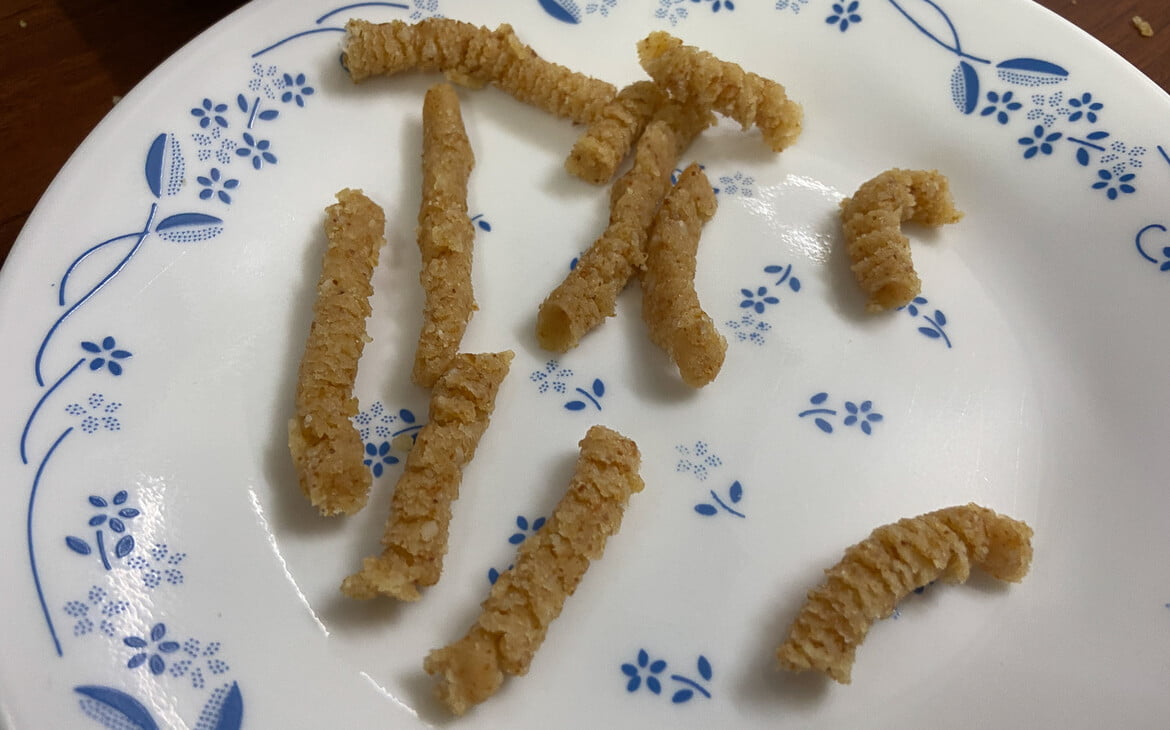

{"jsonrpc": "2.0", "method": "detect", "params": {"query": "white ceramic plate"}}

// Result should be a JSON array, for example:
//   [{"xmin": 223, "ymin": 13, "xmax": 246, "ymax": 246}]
[{"xmin": 3, "ymin": 0, "xmax": 1169, "ymax": 727}]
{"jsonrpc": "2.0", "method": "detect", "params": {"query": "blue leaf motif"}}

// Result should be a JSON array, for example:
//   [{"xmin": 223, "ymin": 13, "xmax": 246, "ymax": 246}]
[
  {"xmin": 258, "ymin": 109, "xmax": 279, "ymax": 121},
  {"xmin": 764, "ymin": 265, "xmax": 783, "ymax": 274},
  {"xmin": 592, "ymin": 379, "xmax": 605, "ymax": 397},
  {"xmin": 75, "ymin": 686, "xmax": 160, "ymax": 730},
  {"xmin": 951, "ymin": 61, "xmax": 979, "ymax": 114},
  {"xmin": 565, "ymin": 401, "xmax": 586, "ymax": 411},
  {"xmin": 1086, "ymin": 131, "xmax": 1110, "ymax": 141},
  {"xmin": 82, "ymin": 341, "xmax": 102, "ymax": 353},
  {"xmin": 477, "ymin": 219, "xmax": 492, "ymax": 232},
  {"xmin": 728, "ymin": 481, "xmax": 743, "ymax": 503},
  {"xmin": 211, "ymin": 682, "xmax": 244, "ymax": 730},
  {"xmin": 815, "ymin": 418, "xmax": 833, "ymax": 434},
  {"xmin": 115, "ymin": 535, "xmax": 135, "ymax": 559},
  {"xmin": 399, "ymin": 409, "xmax": 416, "ymax": 423},
  {"xmin": 124, "ymin": 637, "xmax": 148, "ymax": 649},
  {"xmin": 672, "ymin": 689, "xmax": 695, "ymax": 704},
  {"xmin": 918, "ymin": 327, "xmax": 942, "ymax": 339},
  {"xmin": 538, "ymin": 0, "xmax": 581, "ymax": 23},
  {"xmin": 155, "ymin": 213, "xmax": 224, "ymax": 243},
  {"xmin": 144, "ymin": 134, "xmax": 166, "ymax": 198},
  {"xmin": 1076, "ymin": 147, "xmax": 1089, "ymax": 166},
  {"xmin": 66, "ymin": 536, "xmax": 91, "ymax": 555},
  {"xmin": 148, "ymin": 655, "xmax": 165, "ymax": 675},
  {"xmin": 236, "ymin": 94, "xmax": 249, "ymax": 113},
  {"xmin": 810, "ymin": 392, "xmax": 829, "ymax": 405},
  {"xmin": 150, "ymin": 623, "xmax": 166, "ymax": 642},
  {"xmin": 995, "ymin": 57, "xmax": 1069, "ymax": 85},
  {"xmin": 933, "ymin": 310, "xmax": 947, "ymax": 326},
  {"xmin": 89, "ymin": 496, "xmax": 108, "ymax": 507},
  {"xmin": 113, "ymin": 490, "xmax": 128, "ymax": 504},
  {"xmin": 694, "ymin": 504, "xmax": 718, "ymax": 516},
  {"xmin": 697, "ymin": 655, "xmax": 712, "ymax": 681}
]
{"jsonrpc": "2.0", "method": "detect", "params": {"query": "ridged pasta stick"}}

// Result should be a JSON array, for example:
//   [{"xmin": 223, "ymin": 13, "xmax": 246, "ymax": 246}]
[
  {"xmin": 288, "ymin": 189, "xmax": 385, "ymax": 516},
  {"xmin": 536, "ymin": 104, "xmax": 711, "ymax": 352},
  {"xmin": 840, "ymin": 168, "xmax": 963, "ymax": 312},
  {"xmin": 641, "ymin": 163, "xmax": 724, "ymax": 387},
  {"xmin": 636, "ymin": 31, "xmax": 803, "ymax": 152},
  {"xmin": 343, "ymin": 18, "xmax": 616, "ymax": 124},
  {"xmin": 413, "ymin": 83, "xmax": 477, "ymax": 388},
  {"xmin": 565, "ymin": 80, "xmax": 667, "ymax": 184},
  {"xmin": 424, "ymin": 426, "xmax": 644, "ymax": 715},
  {"xmin": 341, "ymin": 351, "xmax": 513, "ymax": 601},
  {"xmin": 776, "ymin": 503, "xmax": 1033, "ymax": 684}
]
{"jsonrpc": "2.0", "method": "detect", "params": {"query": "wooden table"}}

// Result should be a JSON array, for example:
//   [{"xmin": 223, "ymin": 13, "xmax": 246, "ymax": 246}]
[{"xmin": 1, "ymin": 1, "xmax": 1168, "ymax": 268}]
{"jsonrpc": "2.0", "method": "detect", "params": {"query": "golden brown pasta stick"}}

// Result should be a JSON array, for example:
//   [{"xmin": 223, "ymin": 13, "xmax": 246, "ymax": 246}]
[
  {"xmin": 343, "ymin": 18, "xmax": 616, "ymax": 124},
  {"xmin": 424, "ymin": 425, "xmax": 644, "ymax": 715},
  {"xmin": 565, "ymin": 80, "xmax": 667, "ymax": 185},
  {"xmin": 413, "ymin": 83, "xmax": 477, "ymax": 389},
  {"xmin": 776, "ymin": 503, "xmax": 1033, "ymax": 684},
  {"xmin": 287, "ymin": 189, "xmax": 385, "ymax": 516},
  {"xmin": 641, "ymin": 163, "xmax": 724, "ymax": 387},
  {"xmin": 341, "ymin": 351, "xmax": 513, "ymax": 601},
  {"xmin": 840, "ymin": 168, "xmax": 963, "ymax": 312},
  {"xmin": 636, "ymin": 30, "xmax": 803, "ymax": 152},
  {"xmin": 537, "ymin": 106, "xmax": 711, "ymax": 352}
]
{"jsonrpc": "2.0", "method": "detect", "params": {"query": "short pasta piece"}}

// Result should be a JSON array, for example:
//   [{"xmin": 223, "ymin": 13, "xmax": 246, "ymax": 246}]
[
  {"xmin": 343, "ymin": 18, "xmax": 616, "ymax": 124},
  {"xmin": 413, "ymin": 83, "xmax": 477, "ymax": 389},
  {"xmin": 641, "ymin": 162, "xmax": 725, "ymax": 387},
  {"xmin": 776, "ymin": 503, "xmax": 1033, "ymax": 684},
  {"xmin": 537, "ymin": 106, "xmax": 711, "ymax": 352},
  {"xmin": 341, "ymin": 351, "xmax": 513, "ymax": 602},
  {"xmin": 840, "ymin": 168, "xmax": 963, "ymax": 312},
  {"xmin": 565, "ymin": 80, "xmax": 667, "ymax": 185},
  {"xmin": 288, "ymin": 189, "xmax": 385, "ymax": 516},
  {"xmin": 636, "ymin": 31, "xmax": 803, "ymax": 152},
  {"xmin": 424, "ymin": 425, "xmax": 644, "ymax": 715}
]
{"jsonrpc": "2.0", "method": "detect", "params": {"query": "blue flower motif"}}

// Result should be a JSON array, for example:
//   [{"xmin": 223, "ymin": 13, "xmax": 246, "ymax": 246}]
[
  {"xmin": 125, "ymin": 544, "xmax": 186, "ymax": 590},
  {"xmin": 190, "ymin": 98, "xmax": 228, "ymax": 129},
  {"xmin": 739, "ymin": 286, "xmax": 780, "ymax": 314},
  {"xmin": 124, "ymin": 623, "xmax": 181, "ymax": 676},
  {"xmin": 508, "ymin": 515, "xmax": 547, "ymax": 545},
  {"xmin": 530, "ymin": 360, "xmax": 574, "ymax": 394},
  {"xmin": 235, "ymin": 132, "xmax": 276, "ymax": 170},
  {"xmin": 86, "ymin": 491, "xmax": 140, "ymax": 535},
  {"xmin": 655, "ymin": 0, "xmax": 688, "ymax": 25},
  {"xmin": 1091, "ymin": 168, "xmax": 1136, "ymax": 199},
  {"xmin": 196, "ymin": 168, "xmax": 239, "ymax": 205},
  {"xmin": 694, "ymin": 0, "xmax": 735, "ymax": 12},
  {"xmin": 842, "ymin": 401, "xmax": 883, "ymax": 435},
  {"xmin": 725, "ymin": 313, "xmax": 772, "ymax": 345},
  {"xmin": 775, "ymin": 0, "xmax": 810, "ymax": 13},
  {"xmin": 622, "ymin": 649, "xmax": 667, "ymax": 694},
  {"xmin": 363, "ymin": 441, "xmax": 399, "ymax": 478},
  {"xmin": 585, "ymin": 0, "xmax": 618, "ymax": 16},
  {"xmin": 65, "ymin": 393, "xmax": 122, "ymax": 434},
  {"xmin": 1067, "ymin": 92, "xmax": 1103, "ymax": 123},
  {"xmin": 81, "ymin": 337, "xmax": 131, "ymax": 376},
  {"xmin": 676, "ymin": 441, "xmax": 722, "ymax": 481},
  {"xmin": 718, "ymin": 171, "xmax": 753, "ymax": 197},
  {"xmin": 280, "ymin": 73, "xmax": 314, "ymax": 107},
  {"xmin": 826, "ymin": 1, "xmax": 861, "ymax": 31},
  {"xmin": 979, "ymin": 90, "xmax": 1022, "ymax": 125},
  {"xmin": 1018, "ymin": 125, "xmax": 1063, "ymax": 159}
]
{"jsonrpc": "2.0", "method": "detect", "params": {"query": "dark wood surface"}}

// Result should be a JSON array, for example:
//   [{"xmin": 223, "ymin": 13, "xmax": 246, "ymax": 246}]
[{"xmin": 1, "ymin": 1, "xmax": 1168, "ymax": 268}]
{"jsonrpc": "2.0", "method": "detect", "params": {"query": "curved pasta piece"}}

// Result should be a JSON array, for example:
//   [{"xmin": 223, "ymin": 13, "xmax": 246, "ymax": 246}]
[
  {"xmin": 776, "ymin": 503, "xmax": 1033, "ymax": 684},
  {"xmin": 413, "ymin": 83, "xmax": 477, "ymax": 389},
  {"xmin": 641, "ymin": 162, "xmax": 725, "ymax": 387},
  {"xmin": 840, "ymin": 168, "xmax": 963, "ymax": 312},
  {"xmin": 565, "ymin": 80, "xmax": 667, "ymax": 185},
  {"xmin": 537, "ymin": 104, "xmax": 712, "ymax": 352},
  {"xmin": 424, "ymin": 426, "xmax": 644, "ymax": 715},
  {"xmin": 343, "ymin": 19, "xmax": 616, "ymax": 124},
  {"xmin": 341, "ymin": 351, "xmax": 513, "ymax": 601},
  {"xmin": 636, "ymin": 31, "xmax": 803, "ymax": 152},
  {"xmin": 288, "ymin": 189, "xmax": 385, "ymax": 516}
]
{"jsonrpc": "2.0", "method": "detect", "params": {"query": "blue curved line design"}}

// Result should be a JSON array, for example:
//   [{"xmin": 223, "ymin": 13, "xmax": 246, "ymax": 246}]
[
  {"xmin": 58, "ymin": 232, "xmax": 141, "ymax": 307},
  {"xmin": 28, "ymin": 427, "xmax": 72, "ymax": 657},
  {"xmin": 922, "ymin": 315, "xmax": 952, "ymax": 348},
  {"xmin": 35, "ymin": 204, "xmax": 156, "ymax": 387},
  {"xmin": 574, "ymin": 387, "xmax": 601, "ymax": 410},
  {"xmin": 390, "ymin": 424, "xmax": 424, "ymax": 438},
  {"xmin": 20, "ymin": 357, "xmax": 84, "ymax": 464},
  {"xmin": 1135, "ymin": 223, "xmax": 1167, "ymax": 264},
  {"xmin": 669, "ymin": 674, "xmax": 711, "ymax": 699},
  {"xmin": 709, "ymin": 491, "xmax": 745, "ymax": 518},
  {"xmin": 316, "ymin": 2, "xmax": 408, "ymax": 24},
  {"xmin": 251, "ymin": 27, "xmax": 345, "ymax": 58},
  {"xmin": 1159, "ymin": 145, "xmax": 1170, "ymax": 168},
  {"xmin": 886, "ymin": 0, "xmax": 990, "ymax": 64}
]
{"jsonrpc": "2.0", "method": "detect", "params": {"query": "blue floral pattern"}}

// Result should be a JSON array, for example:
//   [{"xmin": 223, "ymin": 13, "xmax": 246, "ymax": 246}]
[
  {"xmin": 725, "ymin": 264, "xmax": 802, "ymax": 345},
  {"xmin": 65, "ymin": 491, "xmax": 139, "ymax": 570},
  {"xmin": 1135, "ymin": 224, "xmax": 1170, "ymax": 272},
  {"xmin": 621, "ymin": 650, "xmax": 713, "ymax": 704},
  {"xmin": 694, "ymin": 480, "xmax": 745, "ymax": 518},
  {"xmin": 530, "ymin": 360, "xmax": 607, "ymax": 411},
  {"xmin": 900, "ymin": 296, "xmax": 952, "ymax": 347},
  {"xmin": 676, "ymin": 441, "xmax": 722, "ymax": 481},
  {"xmin": 826, "ymin": 1, "xmax": 861, "ymax": 31},
  {"xmin": 799, "ymin": 392, "xmax": 885, "ymax": 435}
]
